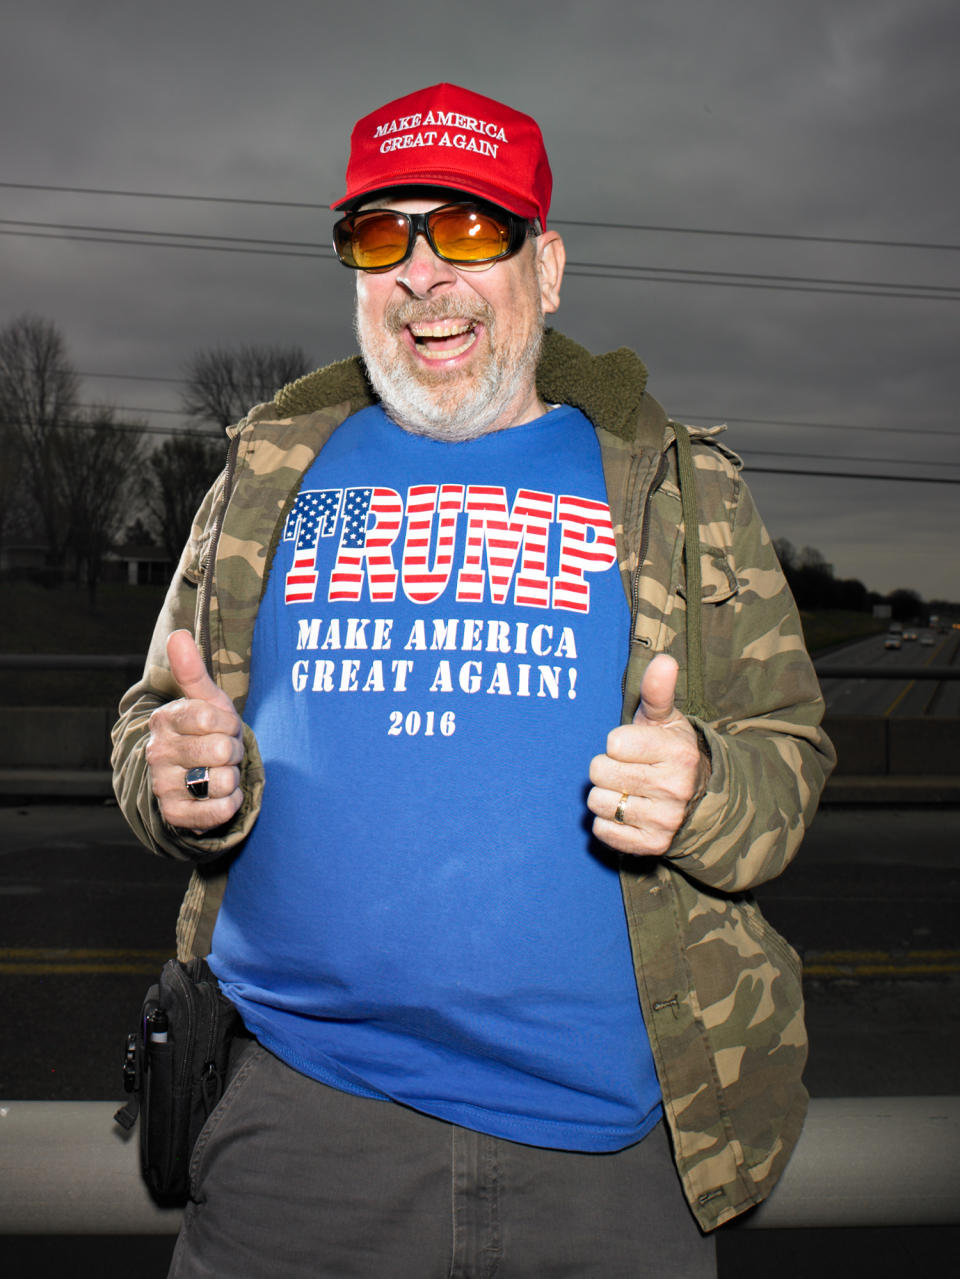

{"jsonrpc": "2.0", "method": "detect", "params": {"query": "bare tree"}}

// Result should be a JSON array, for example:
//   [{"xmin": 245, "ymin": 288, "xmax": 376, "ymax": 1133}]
[
  {"xmin": 54, "ymin": 409, "xmax": 148, "ymax": 601},
  {"xmin": 0, "ymin": 421, "xmax": 27, "ymax": 562},
  {"xmin": 141, "ymin": 433, "xmax": 227, "ymax": 562},
  {"xmin": 0, "ymin": 314, "xmax": 81, "ymax": 569},
  {"xmin": 181, "ymin": 344, "xmax": 312, "ymax": 429}
]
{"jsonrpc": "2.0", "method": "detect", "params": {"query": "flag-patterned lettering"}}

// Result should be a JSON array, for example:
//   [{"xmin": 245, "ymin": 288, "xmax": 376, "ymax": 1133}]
[
  {"xmin": 456, "ymin": 487, "xmax": 555, "ymax": 607},
  {"xmin": 329, "ymin": 487, "xmax": 404, "ymax": 601},
  {"xmin": 552, "ymin": 495, "xmax": 618, "ymax": 612},
  {"xmin": 282, "ymin": 489, "xmax": 343, "ymax": 604},
  {"xmin": 401, "ymin": 484, "xmax": 465, "ymax": 604}
]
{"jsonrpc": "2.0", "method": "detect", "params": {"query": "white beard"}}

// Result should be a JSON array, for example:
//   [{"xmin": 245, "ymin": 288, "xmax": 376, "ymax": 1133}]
[{"xmin": 355, "ymin": 297, "xmax": 544, "ymax": 443}]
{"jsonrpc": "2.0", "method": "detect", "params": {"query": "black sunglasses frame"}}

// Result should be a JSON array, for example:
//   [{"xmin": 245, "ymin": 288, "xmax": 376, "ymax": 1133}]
[{"xmin": 332, "ymin": 202, "xmax": 533, "ymax": 272}]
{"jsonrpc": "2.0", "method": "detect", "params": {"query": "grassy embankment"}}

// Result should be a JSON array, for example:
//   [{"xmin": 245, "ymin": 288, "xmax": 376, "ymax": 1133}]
[
  {"xmin": 1, "ymin": 582, "xmax": 887, "ymax": 707},
  {"xmin": 798, "ymin": 610, "xmax": 887, "ymax": 654}
]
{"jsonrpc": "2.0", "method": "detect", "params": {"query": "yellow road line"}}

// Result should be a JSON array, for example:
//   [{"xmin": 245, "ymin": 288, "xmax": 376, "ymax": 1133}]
[
  {"xmin": 883, "ymin": 641, "xmax": 950, "ymax": 716},
  {"xmin": 0, "ymin": 948, "xmax": 957, "ymax": 980},
  {"xmin": 803, "ymin": 949, "xmax": 960, "ymax": 979},
  {"xmin": 0, "ymin": 948, "xmax": 172, "ymax": 960},
  {"xmin": 0, "ymin": 963, "xmax": 171, "ymax": 975},
  {"xmin": 0, "ymin": 948, "xmax": 172, "ymax": 975},
  {"xmin": 807, "ymin": 949, "xmax": 958, "ymax": 962},
  {"xmin": 883, "ymin": 680, "xmax": 915, "ymax": 716}
]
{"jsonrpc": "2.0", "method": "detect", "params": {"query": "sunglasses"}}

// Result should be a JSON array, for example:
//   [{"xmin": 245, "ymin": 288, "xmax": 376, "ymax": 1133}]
[{"xmin": 332, "ymin": 203, "xmax": 533, "ymax": 272}]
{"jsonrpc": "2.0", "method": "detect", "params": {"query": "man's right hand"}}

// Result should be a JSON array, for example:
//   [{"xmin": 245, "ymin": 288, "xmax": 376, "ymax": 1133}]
[{"xmin": 145, "ymin": 630, "xmax": 245, "ymax": 832}]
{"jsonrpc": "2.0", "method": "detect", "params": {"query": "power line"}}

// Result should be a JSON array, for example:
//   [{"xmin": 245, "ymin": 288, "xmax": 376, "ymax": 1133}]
[
  {"xmin": 743, "ymin": 447, "xmax": 960, "ymax": 468},
  {"xmin": 3, "ymin": 226, "xmax": 957, "ymax": 303},
  {"xmin": 74, "ymin": 370, "xmax": 185, "ymax": 384},
  {"xmin": 553, "ymin": 218, "xmax": 960, "ymax": 254},
  {"xmin": 680, "ymin": 414, "xmax": 959, "ymax": 439},
  {"xmin": 68, "ymin": 401, "xmax": 184, "ymax": 417},
  {"xmin": 745, "ymin": 465, "xmax": 960, "ymax": 485},
  {"xmin": 565, "ymin": 257, "xmax": 960, "ymax": 296},
  {"xmin": 0, "ymin": 180, "xmax": 323, "ymax": 211},
  {"xmin": 563, "ymin": 264, "xmax": 960, "ymax": 302},
  {"xmin": 63, "ymin": 383, "xmax": 960, "ymax": 439},
  {"xmin": 6, "ymin": 371, "xmax": 956, "ymax": 442},
  {"xmin": 3, "ymin": 218, "xmax": 956, "ymax": 296},
  {"xmin": 0, "ymin": 227, "xmax": 333, "ymax": 262},
  {"xmin": 1, "ymin": 180, "xmax": 957, "ymax": 252},
  {"xmin": 0, "ymin": 217, "xmax": 324, "ymax": 252},
  {"xmin": 7, "ymin": 417, "xmax": 218, "ymax": 439},
  {"xmin": 16, "ymin": 415, "xmax": 956, "ymax": 479}
]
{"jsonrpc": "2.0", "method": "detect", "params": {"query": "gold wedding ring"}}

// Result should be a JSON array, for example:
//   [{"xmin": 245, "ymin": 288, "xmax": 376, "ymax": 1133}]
[{"xmin": 614, "ymin": 793, "xmax": 630, "ymax": 824}]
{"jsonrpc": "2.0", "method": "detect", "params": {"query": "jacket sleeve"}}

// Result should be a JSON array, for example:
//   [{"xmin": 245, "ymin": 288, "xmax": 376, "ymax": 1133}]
[
  {"xmin": 654, "ymin": 453, "xmax": 835, "ymax": 892},
  {"xmin": 110, "ymin": 475, "xmax": 265, "ymax": 863}
]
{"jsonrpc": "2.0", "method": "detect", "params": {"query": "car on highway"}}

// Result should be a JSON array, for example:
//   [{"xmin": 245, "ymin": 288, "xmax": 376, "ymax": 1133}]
[
  {"xmin": 920, "ymin": 633, "xmax": 936, "ymax": 646},
  {"xmin": 884, "ymin": 634, "xmax": 902, "ymax": 650}
]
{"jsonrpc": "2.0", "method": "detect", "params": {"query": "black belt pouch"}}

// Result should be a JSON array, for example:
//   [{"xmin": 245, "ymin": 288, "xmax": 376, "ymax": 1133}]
[{"xmin": 114, "ymin": 956, "xmax": 240, "ymax": 1205}]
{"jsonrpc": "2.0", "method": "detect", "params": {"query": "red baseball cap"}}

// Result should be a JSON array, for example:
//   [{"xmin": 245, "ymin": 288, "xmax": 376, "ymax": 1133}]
[{"xmin": 332, "ymin": 83, "xmax": 553, "ymax": 229}]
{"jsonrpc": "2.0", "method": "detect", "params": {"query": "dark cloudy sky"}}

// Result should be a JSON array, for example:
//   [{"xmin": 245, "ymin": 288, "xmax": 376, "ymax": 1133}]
[{"xmin": 2, "ymin": 0, "xmax": 957, "ymax": 601}]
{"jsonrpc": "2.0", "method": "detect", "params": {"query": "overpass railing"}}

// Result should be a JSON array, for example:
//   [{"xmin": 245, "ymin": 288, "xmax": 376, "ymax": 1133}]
[{"xmin": 0, "ymin": 1096, "xmax": 957, "ymax": 1233}]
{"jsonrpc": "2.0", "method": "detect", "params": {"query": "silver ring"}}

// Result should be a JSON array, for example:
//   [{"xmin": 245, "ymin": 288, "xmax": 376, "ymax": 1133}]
[
  {"xmin": 614, "ymin": 793, "xmax": 630, "ymax": 824},
  {"xmin": 185, "ymin": 766, "xmax": 209, "ymax": 799}
]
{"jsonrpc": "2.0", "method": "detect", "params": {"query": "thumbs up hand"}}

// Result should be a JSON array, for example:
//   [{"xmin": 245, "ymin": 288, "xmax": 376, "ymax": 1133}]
[
  {"xmin": 587, "ymin": 654, "xmax": 709, "ymax": 856},
  {"xmin": 145, "ymin": 630, "xmax": 245, "ymax": 832}
]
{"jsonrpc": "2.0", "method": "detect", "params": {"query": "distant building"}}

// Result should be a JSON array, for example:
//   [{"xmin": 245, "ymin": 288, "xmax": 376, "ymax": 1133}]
[
  {"xmin": 102, "ymin": 542, "xmax": 174, "ymax": 586},
  {"xmin": 1, "ymin": 539, "xmax": 173, "ymax": 586},
  {"xmin": 0, "ymin": 541, "xmax": 48, "ymax": 578}
]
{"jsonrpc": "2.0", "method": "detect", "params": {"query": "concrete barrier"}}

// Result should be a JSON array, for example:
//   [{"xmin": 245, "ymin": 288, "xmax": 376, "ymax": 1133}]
[
  {"xmin": 0, "ymin": 708, "xmax": 957, "ymax": 799},
  {"xmin": 0, "ymin": 707, "xmax": 114, "ymax": 770},
  {"xmin": 822, "ymin": 717, "xmax": 960, "ymax": 783},
  {"xmin": 1, "ymin": 1097, "xmax": 957, "ymax": 1233}
]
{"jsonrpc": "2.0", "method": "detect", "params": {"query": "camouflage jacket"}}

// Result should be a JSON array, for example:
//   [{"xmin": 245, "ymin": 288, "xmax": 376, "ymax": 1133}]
[{"xmin": 112, "ymin": 329, "xmax": 834, "ymax": 1231}]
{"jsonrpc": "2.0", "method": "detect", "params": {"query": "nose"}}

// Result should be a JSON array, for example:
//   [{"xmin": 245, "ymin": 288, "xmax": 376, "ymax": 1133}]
[{"xmin": 397, "ymin": 234, "xmax": 459, "ymax": 298}]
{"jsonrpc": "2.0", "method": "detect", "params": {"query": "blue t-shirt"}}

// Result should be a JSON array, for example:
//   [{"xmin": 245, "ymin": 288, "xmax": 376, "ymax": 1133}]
[{"xmin": 209, "ymin": 404, "xmax": 661, "ymax": 1151}]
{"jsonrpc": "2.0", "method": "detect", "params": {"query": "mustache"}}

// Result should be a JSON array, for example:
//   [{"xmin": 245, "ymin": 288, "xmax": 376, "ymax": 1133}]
[{"xmin": 384, "ymin": 296, "xmax": 494, "ymax": 335}]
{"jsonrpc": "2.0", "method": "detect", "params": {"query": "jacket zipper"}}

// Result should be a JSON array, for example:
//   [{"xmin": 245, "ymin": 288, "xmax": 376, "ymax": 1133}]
[
  {"xmin": 198, "ymin": 431, "xmax": 241, "ymax": 675},
  {"xmin": 620, "ymin": 451, "xmax": 669, "ymax": 702}
]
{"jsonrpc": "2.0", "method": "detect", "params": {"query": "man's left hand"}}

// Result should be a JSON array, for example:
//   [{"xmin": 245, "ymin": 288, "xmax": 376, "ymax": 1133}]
[{"xmin": 587, "ymin": 654, "xmax": 709, "ymax": 856}]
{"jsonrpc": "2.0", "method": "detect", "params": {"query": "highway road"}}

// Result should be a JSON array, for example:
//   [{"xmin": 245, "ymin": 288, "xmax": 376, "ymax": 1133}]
[
  {"xmin": 0, "ymin": 800, "xmax": 957, "ymax": 1103},
  {"xmin": 816, "ymin": 628, "xmax": 960, "ymax": 717},
  {"xmin": 1, "ymin": 800, "xmax": 957, "ymax": 1279}
]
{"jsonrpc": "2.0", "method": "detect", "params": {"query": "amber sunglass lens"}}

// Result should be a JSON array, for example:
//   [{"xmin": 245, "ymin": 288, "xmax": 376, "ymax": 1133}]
[
  {"xmin": 430, "ymin": 208, "xmax": 509, "ymax": 262},
  {"xmin": 350, "ymin": 213, "xmax": 411, "ymax": 269}
]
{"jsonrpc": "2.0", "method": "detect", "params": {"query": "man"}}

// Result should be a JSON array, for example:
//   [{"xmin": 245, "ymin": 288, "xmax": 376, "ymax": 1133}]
[{"xmin": 113, "ymin": 83, "xmax": 834, "ymax": 1277}]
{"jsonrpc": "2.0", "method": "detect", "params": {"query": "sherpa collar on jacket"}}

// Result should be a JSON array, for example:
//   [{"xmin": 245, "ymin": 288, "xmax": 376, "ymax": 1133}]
[{"xmin": 272, "ymin": 328, "xmax": 668, "ymax": 449}]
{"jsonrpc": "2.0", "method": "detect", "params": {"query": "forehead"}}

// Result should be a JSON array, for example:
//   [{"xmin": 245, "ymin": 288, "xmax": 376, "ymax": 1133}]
[{"xmin": 357, "ymin": 186, "xmax": 493, "ymax": 214}]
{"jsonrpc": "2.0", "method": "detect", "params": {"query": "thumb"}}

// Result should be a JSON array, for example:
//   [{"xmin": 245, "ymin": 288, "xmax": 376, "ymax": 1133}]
[
  {"xmin": 166, "ymin": 630, "xmax": 233, "ymax": 710},
  {"xmin": 636, "ymin": 654, "xmax": 680, "ymax": 725}
]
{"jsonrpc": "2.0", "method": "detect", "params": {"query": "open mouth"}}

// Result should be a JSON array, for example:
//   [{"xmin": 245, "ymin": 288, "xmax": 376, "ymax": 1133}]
[{"xmin": 407, "ymin": 319, "xmax": 480, "ymax": 362}]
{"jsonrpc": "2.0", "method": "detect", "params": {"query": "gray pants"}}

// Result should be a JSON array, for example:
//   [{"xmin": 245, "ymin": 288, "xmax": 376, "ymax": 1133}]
[{"xmin": 170, "ymin": 1041, "xmax": 716, "ymax": 1278}]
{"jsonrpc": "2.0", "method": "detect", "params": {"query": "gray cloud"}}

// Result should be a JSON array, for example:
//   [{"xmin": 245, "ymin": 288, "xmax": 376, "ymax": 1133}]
[{"xmin": 2, "ymin": 0, "xmax": 957, "ymax": 599}]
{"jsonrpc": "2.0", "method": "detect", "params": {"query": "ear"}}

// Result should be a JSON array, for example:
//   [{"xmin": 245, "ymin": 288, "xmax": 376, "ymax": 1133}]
[{"xmin": 535, "ymin": 231, "xmax": 565, "ymax": 314}]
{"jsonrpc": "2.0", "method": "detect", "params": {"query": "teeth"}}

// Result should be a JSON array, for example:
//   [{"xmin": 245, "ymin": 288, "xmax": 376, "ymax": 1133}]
[
  {"xmin": 409, "ymin": 320, "xmax": 474, "ymax": 338},
  {"xmin": 417, "ymin": 333, "xmax": 477, "ymax": 360}
]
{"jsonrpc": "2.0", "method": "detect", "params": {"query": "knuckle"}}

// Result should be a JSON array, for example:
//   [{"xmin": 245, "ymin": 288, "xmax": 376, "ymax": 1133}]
[
  {"xmin": 192, "ymin": 703, "xmax": 215, "ymax": 734},
  {"xmin": 588, "ymin": 755, "xmax": 608, "ymax": 785},
  {"xmin": 646, "ymin": 819, "xmax": 678, "ymax": 854}
]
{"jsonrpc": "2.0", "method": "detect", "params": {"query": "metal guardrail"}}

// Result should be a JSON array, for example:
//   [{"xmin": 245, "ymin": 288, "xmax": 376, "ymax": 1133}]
[
  {"xmin": 0, "ymin": 654, "xmax": 144, "ymax": 670},
  {"xmin": 0, "ymin": 1096, "xmax": 957, "ymax": 1233}
]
